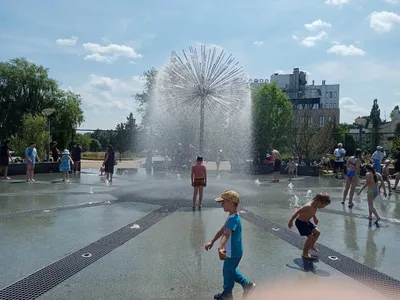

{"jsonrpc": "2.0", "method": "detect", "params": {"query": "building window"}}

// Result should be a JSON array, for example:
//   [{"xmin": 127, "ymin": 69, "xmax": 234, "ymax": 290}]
[
  {"xmin": 334, "ymin": 91, "xmax": 337, "ymax": 98},
  {"xmin": 320, "ymin": 116, "xmax": 325, "ymax": 127},
  {"xmin": 330, "ymin": 92, "xmax": 332, "ymax": 98},
  {"xmin": 328, "ymin": 103, "xmax": 332, "ymax": 108},
  {"xmin": 325, "ymin": 92, "xmax": 329, "ymax": 98},
  {"xmin": 333, "ymin": 103, "xmax": 337, "ymax": 108},
  {"xmin": 300, "ymin": 116, "xmax": 305, "ymax": 123},
  {"xmin": 328, "ymin": 116, "xmax": 332, "ymax": 122},
  {"xmin": 308, "ymin": 117, "xmax": 314, "ymax": 125}
]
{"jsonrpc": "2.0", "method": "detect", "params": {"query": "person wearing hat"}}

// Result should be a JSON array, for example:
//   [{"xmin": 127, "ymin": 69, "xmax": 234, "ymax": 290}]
[
  {"xmin": 205, "ymin": 190, "xmax": 256, "ymax": 300},
  {"xmin": 333, "ymin": 143, "xmax": 346, "ymax": 179},
  {"xmin": 59, "ymin": 149, "xmax": 74, "ymax": 182}
]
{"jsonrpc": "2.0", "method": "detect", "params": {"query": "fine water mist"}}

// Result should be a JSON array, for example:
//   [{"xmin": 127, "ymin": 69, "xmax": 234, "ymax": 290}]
[{"xmin": 146, "ymin": 44, "xmax": 252, "ymax": 168}]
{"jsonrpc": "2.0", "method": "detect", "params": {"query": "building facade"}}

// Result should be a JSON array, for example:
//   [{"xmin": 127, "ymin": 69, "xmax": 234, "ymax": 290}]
[{"xmin": 250, "ymin": 68, "xmax": 340, "ymax": 126}]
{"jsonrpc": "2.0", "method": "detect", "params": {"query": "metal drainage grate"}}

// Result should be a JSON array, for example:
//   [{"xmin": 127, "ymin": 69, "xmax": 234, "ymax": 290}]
[
  {"xmin": 0, "ymin": 205, "xmax": 177, "ymax": 300},
  {"xmin": 240, "ymin": 209, "xmax": 400, "ymax": 300}
]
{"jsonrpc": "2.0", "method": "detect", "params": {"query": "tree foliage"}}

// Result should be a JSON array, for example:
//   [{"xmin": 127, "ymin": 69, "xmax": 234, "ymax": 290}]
[
  {"xmin": 369, "ymin": 99, "xmax": 382, "ymax": 151},
  {"xmin": 134, "ymin": 68, "xmax": 157, "ymax": 127},
  {"xmin": 391, "ymin": 137, "xmax": 400, "ymax": 153},
  {"xmin": 290, "ymin": 113, "xmax": 336, "ymax": 161},
  {"xmin": 0, "ymin": 57, "xmax": 84, "ymax": 147},
  {"xmin": 75, "ymin": 133, "xmax": 92, "ymax": 152},
  {"xmin": 11, "ymin": 114, "xmax": 49, "ymax": 156},
  {"xmin": 251, "ymin": 83, "xmax": 293, "ymax": 159},
  {"xmin": 113, "ymin": 112, "xmax": 137, "ymax": 157}
]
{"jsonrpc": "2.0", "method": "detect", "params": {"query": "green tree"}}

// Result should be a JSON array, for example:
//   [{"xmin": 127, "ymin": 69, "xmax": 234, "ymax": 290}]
[
  {"xmin": 0, "ymin": 57, "xmax": 84, "ymax": 145},
  {"xmin": 124, "ymin": 112, "xmax": 137, "ymax": 152},
  {"xmin": 89, "ymin": 139, "xmax": 101, "ymax": 152},
  {"xmin": 291, "ymin": 112, "xmax": 336, "ymax": 161},
  {"xmin": 391, "ymin": 137, "xmax": 400, "ymax": 153},
  {"xmin": 75, "ymin": 133, "xmax": 92, "ymax": 152},
  {"xmin": 11, "ymin": 114, "xmax": 49, "ymax": 157},
  {"xmin": 251, "ymin": 83, "xmax": 293, "ymax": 160},
  {"xmin": 369, "ymin": 99, "xmax": 382, "ymax": 151},
  {"xmin": 134, "ymin": 68, "xmax": 157, "ymax": 128},
  {"xmin": 51, "ymin": 91, "xmax": 84, "ymax": 149},
  {"xmin": 90, "ymin": 130, "xmax": 116, "ymax": 151}
]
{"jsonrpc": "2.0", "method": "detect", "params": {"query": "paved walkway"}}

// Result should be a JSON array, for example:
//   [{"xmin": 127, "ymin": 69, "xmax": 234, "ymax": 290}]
[{"xmin": 0, "ymin": 170, "xmax": 399, "ymax": 299}]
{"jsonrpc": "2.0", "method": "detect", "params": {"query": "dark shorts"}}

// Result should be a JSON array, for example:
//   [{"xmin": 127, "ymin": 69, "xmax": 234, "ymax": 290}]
[
  {"xmin": 382, "ymin": 175, "xmax": 388, "ymax": 181},
  {"xmin": 273, "ymin": 159, "xmax": 281, "ymax": 172},
  {"xmin": 295, "ymin": 219, "xmax": 316, "ymax": 236},
  {"xmin": 0, "ymin": 158, "xmax": 9, "ymax": 166},
  {"xmin": 335, "ymin": 161, "xmax": 344, "ymax": 170}
]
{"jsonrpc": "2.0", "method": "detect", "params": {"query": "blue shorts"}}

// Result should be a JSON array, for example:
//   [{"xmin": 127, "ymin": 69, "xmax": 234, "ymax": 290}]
[
  {"xmin": 346, "ymin": 170, "xmax": 356, "ymax": 179},
  {"xmin": 295, "ymin": 219, "xmax": 316, "ymax": 236}
]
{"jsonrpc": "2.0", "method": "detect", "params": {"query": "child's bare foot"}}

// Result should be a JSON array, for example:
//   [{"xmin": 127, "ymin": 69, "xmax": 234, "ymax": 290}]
[
  {"xmin": 311, "ymin": 246, "xmax": 320, "ymax": 253},
  {"xmin": 302, "ymin": 254, "xmax": 318, "ymax": 260}
]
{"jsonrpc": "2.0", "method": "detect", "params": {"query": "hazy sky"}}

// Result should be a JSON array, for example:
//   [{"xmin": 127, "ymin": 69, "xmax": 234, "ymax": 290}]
[{"xmin": 1, "ymin": 0, "xmax": 399, "ymax": 129}]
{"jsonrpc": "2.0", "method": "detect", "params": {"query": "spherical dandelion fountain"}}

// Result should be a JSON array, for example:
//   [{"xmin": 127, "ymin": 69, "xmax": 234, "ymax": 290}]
[{"xmin": 156, "ymin": 44, "xmax": 250, "ymax": 155}]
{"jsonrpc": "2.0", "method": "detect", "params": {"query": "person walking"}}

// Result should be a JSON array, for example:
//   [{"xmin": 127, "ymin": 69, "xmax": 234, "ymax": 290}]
[
  {"xmin": 25, "ymin": 142, "xmax": 39, "ymax": 182},
  {"xmin": 103, "ymin": 144, "xmax": 116, "ymax": 184},
  {"xmin": 333, "ymin": 143, "xmax": 346, "ymax": 179},
  {"xmin": 0, "ymin": 139, "xmax": 12, "ymax": 180}
]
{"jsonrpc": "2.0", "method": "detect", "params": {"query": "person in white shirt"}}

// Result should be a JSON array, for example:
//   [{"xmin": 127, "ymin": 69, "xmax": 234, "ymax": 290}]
[
  {"xmin": 333, "ymin": 143, "xmax": 346, "ymax": 179},
  {"xmin": 371, "ymin": 146, "xmax": 385, "ymax": 174}
]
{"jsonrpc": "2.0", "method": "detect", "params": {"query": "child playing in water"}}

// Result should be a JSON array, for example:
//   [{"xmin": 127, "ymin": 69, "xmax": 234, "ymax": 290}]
[
  {"xmin": 288, "ymin": 192, "xmax": 331, "ymax": 260},
  {"xmin": 191, "ymin": 156, "xmax": 207, "ymax": 209},
  {"xmin": 382, "ymin": 160, "xmax": 392, "ymax": 195},
  {"xmin": 99, "ymin": 166, "xmax": 105, "ymax": 176},
  {"xmin": 285, "ymin": 157, "xmax": 296, "ymax": 181},
  {"xmin": 205, "ymin": 190, "xmax": 256, "ymax": 300},
  {"xmin": 357, "ymin": 164, "xmax": 387, "ymax": 225},
  {"xmin": 60, "ymin": 149, "xmax": 74, "ymax": 182}
]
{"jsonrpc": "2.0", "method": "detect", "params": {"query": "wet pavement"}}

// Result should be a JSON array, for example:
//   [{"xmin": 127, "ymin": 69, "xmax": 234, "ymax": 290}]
[{"xmin": 0, "ymin": 170, "xmax": 399, "ymax": 299}]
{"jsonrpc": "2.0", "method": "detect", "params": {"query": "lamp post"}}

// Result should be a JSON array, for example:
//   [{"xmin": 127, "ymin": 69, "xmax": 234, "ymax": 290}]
[
  {"xmin": 355, "ymin": 117, "xmax": 367, "ymax": 149},
  {"xmin": 42, "ymin": 108, "xmax": 56, "ymax": 162}
]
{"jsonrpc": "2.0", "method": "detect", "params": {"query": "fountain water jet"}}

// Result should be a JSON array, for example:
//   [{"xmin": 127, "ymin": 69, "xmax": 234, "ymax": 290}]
[{"xmin": 148, "ymin": 44, "xmax": 252, "ymax": 170}]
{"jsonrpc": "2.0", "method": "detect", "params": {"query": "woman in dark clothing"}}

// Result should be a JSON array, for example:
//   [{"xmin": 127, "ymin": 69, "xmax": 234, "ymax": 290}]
[
  {"xmin": 103, "ymin": 144, "xmax": 115, "ymax": 183},
  {"xmin": 0, "ymin": 139, "xmax": 12, "ymax": 179}
]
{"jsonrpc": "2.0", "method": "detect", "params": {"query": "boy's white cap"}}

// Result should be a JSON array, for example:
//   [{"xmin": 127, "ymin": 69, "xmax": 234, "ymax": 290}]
[{"xmin": 62, "ymin": 149, "xmax": 69, "ymax": 155}]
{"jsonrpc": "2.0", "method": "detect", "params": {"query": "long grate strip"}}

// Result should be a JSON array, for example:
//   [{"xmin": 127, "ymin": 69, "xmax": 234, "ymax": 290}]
[
  {"xmin": 240, "ymin": 209, "xmax": 400, "ymax": 300},
  {"xmin": 0, "ymin": 205, "xmax": 176, "ymax": 300}
]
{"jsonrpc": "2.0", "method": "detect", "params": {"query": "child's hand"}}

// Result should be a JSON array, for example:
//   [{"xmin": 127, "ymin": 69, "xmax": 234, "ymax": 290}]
[
  {"xmin": 191, "ymin": 183, "xmax": 194, "ymax": 187},
  {"xmin": 204, "ymin": 183, "xmax": 207, "ymax": 187},
  {"xmin": 218, "ymin": 248, "xmax": 227, "ymax": 260},
  {"xmin": 288, "ymin": 221, "xmax": 293, "ymax": 229},
  {"xmin": 314, "ymin": 218, "xmax": 319, "ymax": 225},
  {"xmin": 204, "ymin": 241, "xmax": 213, "ymax": 251}
]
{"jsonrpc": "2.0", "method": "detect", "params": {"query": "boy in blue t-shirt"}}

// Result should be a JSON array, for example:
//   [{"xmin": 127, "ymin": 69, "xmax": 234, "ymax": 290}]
[{"xmin": 205, "ymin": 190, "xmax": 256, "ymax": 300}]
